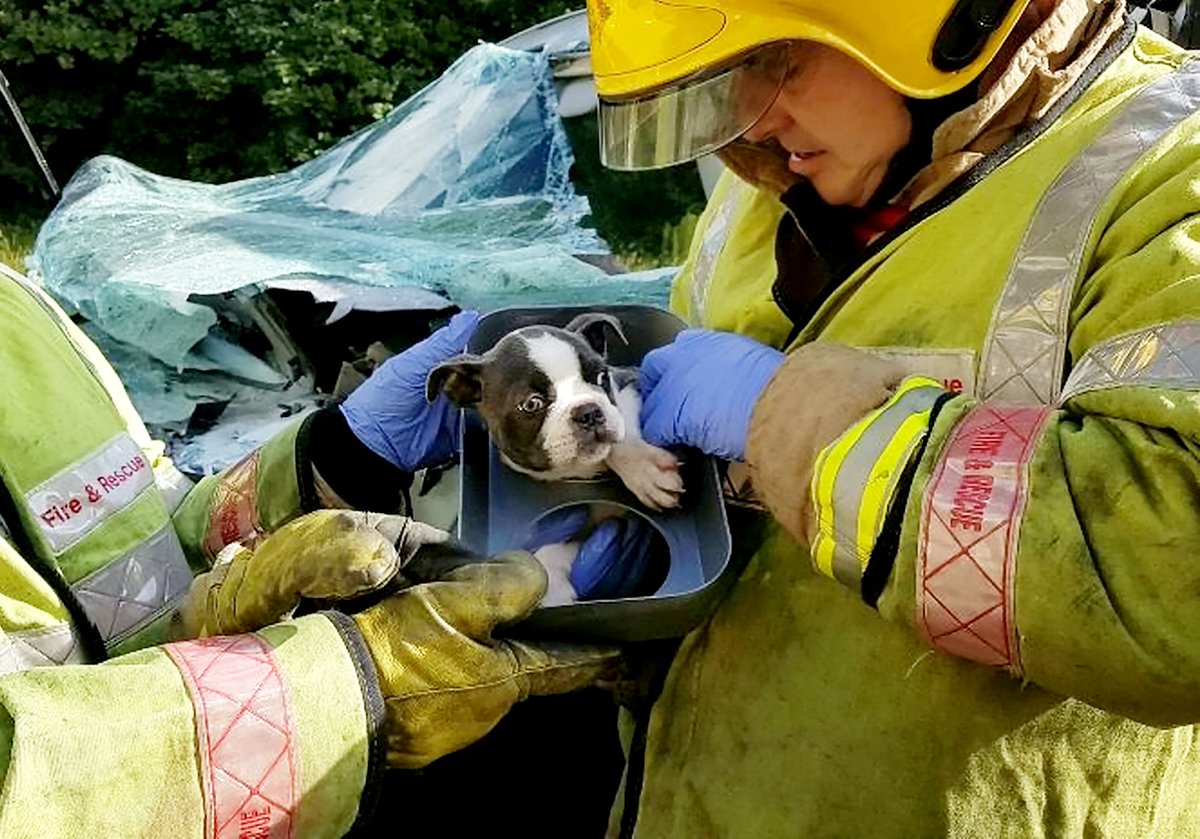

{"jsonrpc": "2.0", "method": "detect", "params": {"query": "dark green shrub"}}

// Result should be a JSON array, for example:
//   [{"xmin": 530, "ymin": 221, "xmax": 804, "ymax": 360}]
[
  {"xmin": 562, "ymin": 113, "xmax": 707, "ymax": 267},
  {"xmin": 0, "ymin": 0, "xmax": 573, "ymax": 212}
]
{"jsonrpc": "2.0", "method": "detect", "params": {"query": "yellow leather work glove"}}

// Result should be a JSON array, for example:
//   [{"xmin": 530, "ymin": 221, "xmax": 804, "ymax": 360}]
[
  {"xmin": 747, "ymin": 343, "xmax": 920, "ymax": 546},
  {"xmin": 352, "ymin": 550, "xmax": 622, "ymax": 769},
  {"xmin": 181, "ymin": 509, "xmax": 446, "ymax": 637}
]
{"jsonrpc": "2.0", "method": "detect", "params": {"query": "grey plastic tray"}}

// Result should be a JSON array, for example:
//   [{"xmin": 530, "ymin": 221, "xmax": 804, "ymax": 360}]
[{"xmin": 457, "ymin": 304, "xmax": 733, "ymax": 642}]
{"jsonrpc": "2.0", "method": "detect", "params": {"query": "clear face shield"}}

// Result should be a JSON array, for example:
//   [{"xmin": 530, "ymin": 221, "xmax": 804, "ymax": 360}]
[{"xmin": 597, "ymin": 41, "xmax": 791, "ymax": 171}]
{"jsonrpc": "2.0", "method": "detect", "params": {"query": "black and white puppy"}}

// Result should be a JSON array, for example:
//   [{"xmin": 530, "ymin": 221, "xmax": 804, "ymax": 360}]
[{"xmin": 426, "ymin": 313, "xmax": 683, "ymax": 511}]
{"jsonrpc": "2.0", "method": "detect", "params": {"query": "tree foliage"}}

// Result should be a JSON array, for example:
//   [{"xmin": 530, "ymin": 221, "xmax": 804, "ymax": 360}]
[{"xmin": 563, "ymin": 113, "xmax": 706, "ymax": 266}]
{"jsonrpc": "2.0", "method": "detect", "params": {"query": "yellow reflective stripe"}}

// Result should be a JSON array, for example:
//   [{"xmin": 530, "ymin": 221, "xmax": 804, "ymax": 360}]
[
  {"xmin": 812, "ymin": 399, "xmax": 884, "ymax": 578},
  {"xmin": 855, "ymin": 409, "xmax": 932, "ymax": 570},
  {"xmin": 811, "ymin": 441, "xmax": 842, "ymax": 578},
  {"xmin": 811, "ymin": 376, "xmax": 943, "ymax": 582}
]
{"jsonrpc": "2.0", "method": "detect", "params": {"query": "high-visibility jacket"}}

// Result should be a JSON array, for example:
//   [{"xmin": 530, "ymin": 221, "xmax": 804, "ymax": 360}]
[
  {"xmin": 0, "ymin": 266, "xmax": 380, "ymax": 837},
  {"xmin": 626, "ymin": 20, "xmax": 1200, "ymax": 838}
]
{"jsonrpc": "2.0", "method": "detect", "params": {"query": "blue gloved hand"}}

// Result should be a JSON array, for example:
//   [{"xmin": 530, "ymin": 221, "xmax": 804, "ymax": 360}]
[
  {"xmin": 569, "ymin": 516, "xmax": 658, "ymax": 600},
  {"xmin": 341, "ymin": 310, "xmax": 480, "ymax": 472},
  {"xmin": 522, "ymin": 506, "xmax": 591, "ymax": 553},
  {"xmin": 639, "ymin": 329, "xmax": 785, "ymax": 462},
  {"xmin": 524, "ymin": 507, "xmax": 659, "ymax": 600}
]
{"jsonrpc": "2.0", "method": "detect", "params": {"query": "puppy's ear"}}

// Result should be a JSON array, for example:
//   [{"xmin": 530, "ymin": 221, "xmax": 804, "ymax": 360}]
[
  {"xmin": 564, "ymin": 313, "xmax": 628, "ymax": 357},
  {"xmin": 426, "ymin": 355, "xmax": 484, "ymax": 407}
]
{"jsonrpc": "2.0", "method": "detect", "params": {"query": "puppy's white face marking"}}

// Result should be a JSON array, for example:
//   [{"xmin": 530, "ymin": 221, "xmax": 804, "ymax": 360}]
[
  {"xmin": 612, "ymin": 379, "xmax": 644, "ymax": 443},
  {"xmin": 524, "ymin": 333, "xmax": 625, "ymax": 471}
]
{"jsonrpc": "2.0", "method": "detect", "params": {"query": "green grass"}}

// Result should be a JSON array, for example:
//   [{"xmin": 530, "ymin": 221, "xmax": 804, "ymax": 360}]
[{"xmin": 0, "ymin": 219, "xmax": 38, "ymax": 271}]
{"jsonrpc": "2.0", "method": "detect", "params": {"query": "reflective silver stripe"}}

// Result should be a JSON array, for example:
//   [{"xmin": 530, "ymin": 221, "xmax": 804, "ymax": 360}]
[
  {"xmin": 1060, "ymin": 320, "xmax": 1200, "ymax": 401},
  {"xmin": 0, "ymin": 624, "xmax": 85, "ymax": 676},
  {"xmin": 690, "ymin": 179, "xmax": 743, "ymax": 323},
  {"xmin": 72, "ymin": 525, "xmax": 192, "ymax": 647},
  {"xmin": 154, "ymin": 462, "xmax": 195, "ymax": 514},
  {"xmin": 820, "ymin": 382, "xmax": 943, "ymax": 587},
  {"xmin": 980, "ymin": 62, "xmax": 1200, "ymax": 405}
]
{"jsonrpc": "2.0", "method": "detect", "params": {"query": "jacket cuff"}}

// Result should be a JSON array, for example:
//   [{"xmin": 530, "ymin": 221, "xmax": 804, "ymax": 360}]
[
  {"xmin": 305, "ymin": 407, "xmax": 413, "ymax": 515},
  {"xmin": 860, "ymin": 391, "xmax": 955, "ymax": 608},
  {"xmin": 253, "ymin": 613, "xmax": 382, "ymax": 836},
  {"xmin": 321, "ymin": 609, "xmax": 387, "ymax": 830},
  {"xmin": 172, "ymin": 418, "xmax": 308, "ymax": 568},
  {"xmin": 809, "ymin": 377, "xmax": 946, "ymax": 591},
  {"xmin": 163, "ymin": 615, "xmax": 380, "ymax": 837},
  {"xmin": 0, "ymin": 613, "xmax": 378, "ymax": 838}
]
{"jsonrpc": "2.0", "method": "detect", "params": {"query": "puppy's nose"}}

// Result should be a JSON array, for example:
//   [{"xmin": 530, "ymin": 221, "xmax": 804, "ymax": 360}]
[{"xmin": 572, "ymin": 403, "xmax": 605, "ymax": 430}]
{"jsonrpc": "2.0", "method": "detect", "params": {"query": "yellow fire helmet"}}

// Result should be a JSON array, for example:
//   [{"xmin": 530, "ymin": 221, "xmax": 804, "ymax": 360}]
[{"xmin": 589, "ymin": 0, "xmax": 1032, "ymax": 169}]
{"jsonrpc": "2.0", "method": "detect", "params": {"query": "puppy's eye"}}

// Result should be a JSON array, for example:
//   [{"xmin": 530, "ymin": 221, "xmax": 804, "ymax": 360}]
[
  {"xmin": 518, "ymin": 394, "xmax": 546, "ymax": 414},
  {"xmin": 596, "ymin": 371, "xmax": 609, "ymax": 389}
]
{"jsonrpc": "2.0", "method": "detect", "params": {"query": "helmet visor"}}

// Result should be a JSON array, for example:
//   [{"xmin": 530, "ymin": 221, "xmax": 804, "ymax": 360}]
[{"xmin": 598, "ymin": 41, "xmax": 790, "ymax": 171}]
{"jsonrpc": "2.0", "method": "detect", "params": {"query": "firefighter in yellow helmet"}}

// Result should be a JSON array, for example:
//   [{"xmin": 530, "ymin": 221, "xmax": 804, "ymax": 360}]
[{"xmin": 588, "ymin": 0, "xmax": 1200, "ymax": 836}]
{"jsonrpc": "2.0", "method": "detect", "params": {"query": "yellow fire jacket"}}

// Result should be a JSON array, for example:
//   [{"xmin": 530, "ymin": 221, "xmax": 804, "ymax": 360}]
[
  {"xmin": 628, "ymin": 20, "xmax": 1200, "ymax": 839},
  {"xmin": 0, "ymin": 266, "xmax": 379, "ymax": 837}
]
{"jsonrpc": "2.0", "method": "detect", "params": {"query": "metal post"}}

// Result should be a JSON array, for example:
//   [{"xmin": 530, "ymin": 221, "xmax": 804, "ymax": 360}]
[{"xmin": 0, "ymin": 67, "xmax": 60, "ymax": 199}]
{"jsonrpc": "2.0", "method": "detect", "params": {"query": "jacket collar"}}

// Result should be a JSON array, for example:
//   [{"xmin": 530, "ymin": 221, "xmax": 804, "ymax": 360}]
[{"xmin": 900, "ymin": 0, "xmax": 1128, "ymax": 209}]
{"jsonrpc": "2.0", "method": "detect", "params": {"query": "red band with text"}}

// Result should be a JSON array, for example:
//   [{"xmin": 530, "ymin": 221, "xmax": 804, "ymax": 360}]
[
  {"xmin": 918, "ymin": 406, "xmax": 1052, "ymax": 672},
  {"xmin": 166, "ymin": 635, "xmax": 298, "ymax": 839},
  {"xmin": 203, "ymin": 452, "xmax": 262, "ymax": 561}
]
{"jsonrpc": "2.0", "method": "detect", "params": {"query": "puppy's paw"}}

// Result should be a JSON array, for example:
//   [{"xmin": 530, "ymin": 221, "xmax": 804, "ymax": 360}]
[
  {"xmin": 533, "ymin": 542, "xmax": 580, "ymax": 607},
  {"xmin": 607, "ymin": 442, "xmax": 684, "ymax": 511}
]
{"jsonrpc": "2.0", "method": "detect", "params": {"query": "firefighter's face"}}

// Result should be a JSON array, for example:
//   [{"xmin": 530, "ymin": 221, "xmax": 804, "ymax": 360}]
[{"xmin": 741, "ymin": 41, "xmax": 913, "ymax": 207}]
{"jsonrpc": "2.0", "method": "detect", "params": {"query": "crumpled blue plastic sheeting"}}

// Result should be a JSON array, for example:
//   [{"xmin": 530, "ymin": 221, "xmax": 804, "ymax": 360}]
[
  {"xmin": 80, "ymin": 324, "xmax": 240, "ymax": 432},
  {"xmin": 27, "ymin": 42, "xmax": 675, "ymax": 474},
  {"xmin": 88, "ymin": 319, "xmax": 322, "ymax": 476},
  {"xmin": 30, "ymin": 43, "xmax": 672, "ymax": 372}
]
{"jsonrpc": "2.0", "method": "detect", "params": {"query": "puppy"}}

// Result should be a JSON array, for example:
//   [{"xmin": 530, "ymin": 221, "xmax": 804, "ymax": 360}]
[{"xmin": 426, "ymin": 313, "xmax": 684, "ymax": 511}]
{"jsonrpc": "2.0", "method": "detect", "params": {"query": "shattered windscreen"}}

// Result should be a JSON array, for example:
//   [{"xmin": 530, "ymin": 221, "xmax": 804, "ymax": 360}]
[{"xmin": 26, "ymin": 43, "xmax": 675, "ymax": 473}]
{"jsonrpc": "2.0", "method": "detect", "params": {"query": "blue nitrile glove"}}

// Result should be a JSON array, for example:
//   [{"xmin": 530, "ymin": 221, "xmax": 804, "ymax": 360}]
[
  {"xmin": 524, "ymin": 507, "xmax": 658, "ymax": 600},
  {"xmin": 570, "ymin": 517, "xmax": 658, "ymax": 600},
  {"xmin": 341, "ymin": 310, "xmax": 480, "ymax": 472},
  {"xmin": 639, "ymin": 329, "xmax": 785, "ymax": 462},
  {"xmin": 522, "ymin": 506, "xmax": 591, "ymax": 552}
]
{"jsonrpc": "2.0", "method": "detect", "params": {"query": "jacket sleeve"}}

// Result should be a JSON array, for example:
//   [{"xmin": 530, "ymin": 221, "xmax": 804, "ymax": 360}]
[
  {"xmin": 15, "ymin": 263, "xmax": 413, "ymax": 573},
  {"xmin": 172, "ymin": 407, "xmax": 413, "ymax": 569},
  {"xmin": 744, "ymin": 143, "xmax": 1200, "ymax": 727},
  {"xmin": 873, "ymin": 159, "xmax": 1200, "ymax": 727},
  {"xmin": 0, "ymin": 612, "xmax": 382, "ymax": 837}
]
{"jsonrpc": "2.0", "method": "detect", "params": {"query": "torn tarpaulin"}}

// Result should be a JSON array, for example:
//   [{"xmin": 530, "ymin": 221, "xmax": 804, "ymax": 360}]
[
  {"xmin": 28, "ymin": 42, "xmax": 669, "ymax": 368},
  {"xmin": 80, "ymin": 323, "xmax": 313, "ymax": 475},
  {"xmin": 27, "ymin": 42, "xmax": 675, "ymax": 473}
]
